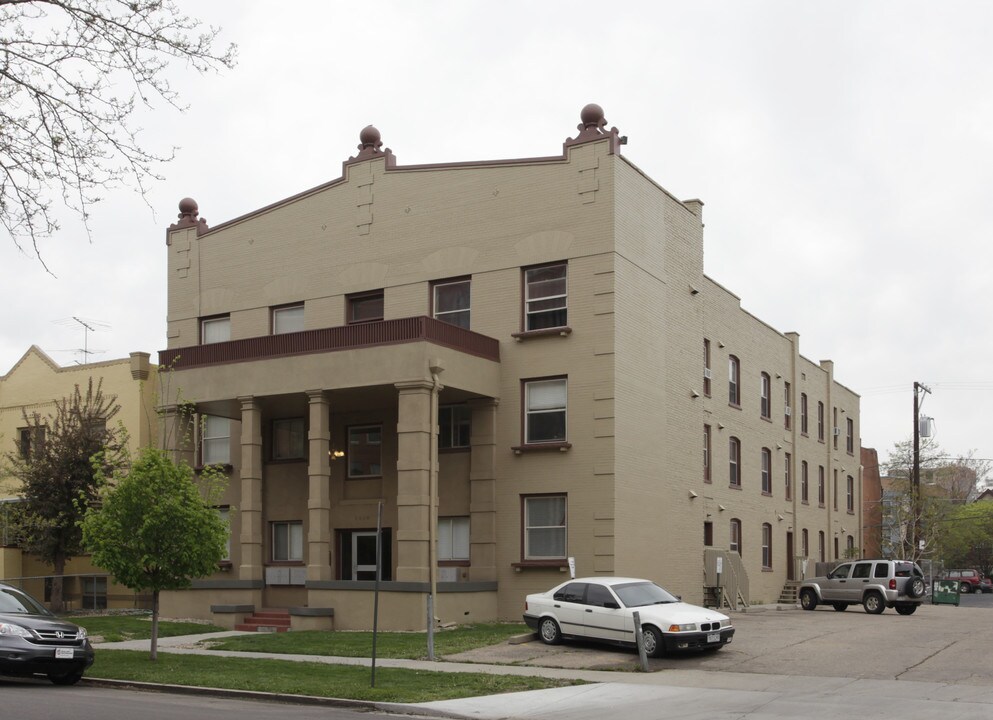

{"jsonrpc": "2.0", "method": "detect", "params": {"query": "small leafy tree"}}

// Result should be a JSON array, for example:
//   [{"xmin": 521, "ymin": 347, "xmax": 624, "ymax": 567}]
[
  {"xmin": 82, "ymin": 447, "xmax": 228, "ymax": 660},
  {"xmin": 4, "ymin": 378, "xmax": 126, "ymax": 611},
  {"xmin": 936, "ymin": 503, "xmax": 993, "ymax": 578}
]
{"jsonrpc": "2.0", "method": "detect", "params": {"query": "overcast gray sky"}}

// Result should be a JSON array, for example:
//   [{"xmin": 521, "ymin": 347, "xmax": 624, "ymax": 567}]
[{"xmin": 2, "ymin": 1, "xmax": 990, "ymax": 479}]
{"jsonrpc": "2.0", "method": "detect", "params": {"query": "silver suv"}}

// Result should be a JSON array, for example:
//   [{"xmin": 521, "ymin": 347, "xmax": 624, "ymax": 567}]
[{"xmin": 799, "ymin": 559, "xmax": 927, "ymax": 615}]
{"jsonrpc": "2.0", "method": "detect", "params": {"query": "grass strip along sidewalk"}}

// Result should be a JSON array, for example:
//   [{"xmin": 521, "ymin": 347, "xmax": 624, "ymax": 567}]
[{"xmin": 74, "ymin": 617, "xmax": 581, "ymax": 703}]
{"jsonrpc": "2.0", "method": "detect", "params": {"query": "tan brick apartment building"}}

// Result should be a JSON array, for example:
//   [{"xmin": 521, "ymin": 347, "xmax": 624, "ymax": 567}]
[
  {"xmin": 1, "ymin": 347, "xmax": 156, "ymax": 608},
  {"xmin": 159, "ymin": 104, "xmax": 861, "ymax": 630}
]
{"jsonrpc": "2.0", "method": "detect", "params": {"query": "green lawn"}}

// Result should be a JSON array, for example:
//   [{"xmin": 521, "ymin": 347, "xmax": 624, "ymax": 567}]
[
  {"xmin": 204, "ymin": 622, "xmax": 532, "ymax": 659},
  {"xmin": 73, "ymin": 615, "xmax": 567, "ymax": 702},
  {"xmin": 89, "ymin": 649, "xmax": 582, "ymax": 703},
  {"xmin": 72, "ymin": 614, "xmax": 226, "ymax": 642}
]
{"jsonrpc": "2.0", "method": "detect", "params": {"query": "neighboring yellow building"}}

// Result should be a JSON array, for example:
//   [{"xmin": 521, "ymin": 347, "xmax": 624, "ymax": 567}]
[
  {"xmin": 158, "ymin": 104, "xmax": 862, "ymax": 630},
  {"xmin": 0, "ymin": 346, "xmax": 156, "ymax": 609}
]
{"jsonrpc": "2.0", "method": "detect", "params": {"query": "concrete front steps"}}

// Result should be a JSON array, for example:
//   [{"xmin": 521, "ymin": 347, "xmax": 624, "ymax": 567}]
[{"xmin": 235, "ymin": 609, "xmax": 291, "ymax": 633}]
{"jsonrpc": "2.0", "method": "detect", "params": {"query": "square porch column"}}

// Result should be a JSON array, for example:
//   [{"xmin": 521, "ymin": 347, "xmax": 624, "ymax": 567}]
[
  {"xmin": 394, "ymin": 380, "xmax": 435, "ymax": 583},
  {"xmin": 307, "ymin": 390, "xmax": 332, "ymax": 582},
  {"xmin": 468, "ymin": 398, "xmax": 498, "ymax": 582},
  {"xmin": 239, "ymin": 396, "xmax": 264, "ymax": 582}
]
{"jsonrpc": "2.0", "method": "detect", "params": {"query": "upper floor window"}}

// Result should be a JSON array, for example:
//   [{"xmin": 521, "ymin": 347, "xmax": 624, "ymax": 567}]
[
  {"xmin": 703, "ymin": 339, "xmax": 712, "ymax": 396},
  {"xmin": 439, "ymin": 404, "xmax": 471, "ymax": 449},
  {"xmin": 818, "ymin": 465, "xmax": 826, "ymax": 507},
  {"xmin": 760, "ymin": 372, "xmax": 771, "ymax": 419},
  {"xmin": 802, "ymin": 528, "xmax": 809, "ymax": 557},
  {"xmin": 202, "ymin": 415, "xmax": 231, "ymax": 466},
  {"xmin": 347, "ymin": 424, "xmax": 382, "ymax": 478},
  {"xmin": 347, "ymin": 291, "xmax": 384, "ymax": 324},
  {"xmin": 523, "ymin": 494, "xmax": 567, "ymax": 560},
  {"xmin": 833, "ymin": 407, "xmax": 839, "ymax": 450},
  {"xmin": 433, "ymin": 278, "xmax": 471, "ymax": 329},
  {"xmin": 729, "ymin": 437, "xmax": 741, "ymax": 487},
  {"xmin": 847, "ymin": 475, "xmax": 855, "ymax": 513},
  {"xmin": 524, "ymin": 263, "xmax": 567, "ymax": 331},
  {"xmin": 272, "ymin": 418, "xmax": 306, "ymax": 460},
  {"xmin": 761, "ymin": 447, "xmax": 772, "ymax": 494},
  {"xmin": 524, "ymin": 377, "xmax": 567, "ymax": 444},
  {"xmin": 817, "ymin": 401, "xmax": 825, "ymax": 441},
  {"xmin": 17, "ymin": 425, "xmax": 45, "ymax": 460},
  {"xmin": 272, "ymin": 304, "xmax": 304, "ymax": 334},
  {"xmin": 762, "ymin": 523, "xmax": 772, "ymax": 569},
  {"xmin": 847, "ymin": 418, "xmax": 855, "ymax": 454},
  {"xmin": 818, "ymin": 531, "xmax": 826, "ymax": 562},
  {"xmin": 730, "ymin": 518, "xmax": 742, "ymax": 555},
  {"xmin": 801, "ymin": 460, "xmax": 809, "ymax": 504},
  {"xmin": 201, "ymin": 315, "xmax": 230, "ymax": 344},
  {"xmin": 703, "ymin": 424, "xmax": 712, "ymax": 483},
  {"xmin": 728, "ymin": 355, "xmax": 741, "ymax": 407},
  {"xmin": 800, "ymin": 393, "xmax": 808, "ymax": 434},
  {"xmin": 784, "ymin": 382, "xmax": 792, "ymax": 429}
]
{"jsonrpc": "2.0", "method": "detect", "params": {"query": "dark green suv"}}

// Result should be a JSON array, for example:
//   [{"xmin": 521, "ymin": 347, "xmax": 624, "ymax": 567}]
[{"xmin": 798, "ymin": 559, "xmax": 927, "ymax": 615}]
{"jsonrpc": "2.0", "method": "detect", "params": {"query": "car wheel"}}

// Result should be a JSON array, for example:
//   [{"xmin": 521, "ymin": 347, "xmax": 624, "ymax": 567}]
[
  {"xmin": 48, "ymin": 671, "xmax": 83, "ymax": 686},
  {"xmin": 538, "ymin": 617, "xmax": 562, "ymax": 645},
  {"xmin": 832, "ymin": 603, "xmax": 847, "ymax": 612},
  {"xmin": 960, "ymin": 582, "xmax": 972, "ymax": 594},
  {"xmin": 642, "ymin": 625, "xmax": 665, "ymax": 658},
  {"xmin": 895, "ymin": 605, "xmax": 918, "ymax": 616},
  {"xmin": 863, "ymin": 591, "xmax": 885, "ymax": 614},
  {"xmin": 799, "ymin": 588, "xmax": 818, "ymax": 611},
  {"xmin": 906, "ymin": 577, "xmax": 926, "ymax": 599}
]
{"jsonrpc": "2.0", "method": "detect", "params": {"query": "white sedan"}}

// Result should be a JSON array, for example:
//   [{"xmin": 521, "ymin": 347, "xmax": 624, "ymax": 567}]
[{"xmin": 523, "ymin": 576, "xmax": 734, "ymax": 657}]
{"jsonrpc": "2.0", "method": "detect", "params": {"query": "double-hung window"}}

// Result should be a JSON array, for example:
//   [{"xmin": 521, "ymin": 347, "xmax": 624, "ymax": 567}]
[
  {"xmin": 439, "ymin": 405, "xmax": 471, "ymax": 449},
  {"xmin": 347, "ymin": 292, "xmax": 384, "ymax": 324},
  {"xmin": 524, "ymin": 378, "xmax": 567, "ymax": 444},
  {"xmin": 760, "ymin": 372, "xmax": 771, "ymax": 419},
  {"xmin": 728, "ymin": 356, "xmax": 741, "ymax": 406},
  {"xmin": 762, "ymin": 523, "xmax": 772, "ymax": 569},
  {"xmin": 201, "ymin": 315, "xmax": 230, "ymax": 344},
  {"xmin": 273, "ymin": 418, "xmax": 306, "ymax": 460},
  {"xmin": 523, "ymin": 495, "xmax": 567, "ymax": 560},
  {"xmin": 202, "ymin": 415, "xmax": 231, "ymax": 466},
  {"xmin": 348, "ymin": 425, "xmax": 382, "ymax": 478},
  {"xmin": 761, "ymin": 447, "xmax": 772, "ymax": 494},
  {"xmin": 272, "ymin": 304, "xmax": 304, "ymax": 334},
  {"xmin": 729, "ymin": 437, "xmax": 741, "ymax": 487},
  {"xmin": 272, "ymin": 521, "xmax": 303, "ymax": 562},
  {"xmin": 438, "ymin": 517, "xmax": 470, "ymax": 561},
  {"xmin": 524, "ymin": 263, "xmax": 567, "ymax": 331},
  {"xmin": 730, "ymin": 518, "xmax": 742, "ymax": 555},
  {"xmin": 801, "ymin": 461, "xmax": 809, "ymax": 503},
  {"xmin": 433, "ymin": 279, "xmax": 470, "ymax": 329}
]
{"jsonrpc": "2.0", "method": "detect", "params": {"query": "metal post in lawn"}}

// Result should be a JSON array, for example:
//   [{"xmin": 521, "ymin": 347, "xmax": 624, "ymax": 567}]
[
  {"xmin": 633, "ymin": 611, "xmax": 649, "ymax": 672},
  {"xmin": 371, "ymin": 500, "xmax": 383, "ymax": 687}
]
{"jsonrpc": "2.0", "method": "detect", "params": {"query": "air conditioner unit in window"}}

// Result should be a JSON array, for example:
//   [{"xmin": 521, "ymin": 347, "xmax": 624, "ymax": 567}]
[
  {"xmin": 785, "ymin": 407, "xmax": 792, "ymax": 416},
  {"xmin": 703, "ymin": 368, "xmax": 712, "ymax": 380},
  {"xmin": 833, "ymin": 427, "xmax": 841, "ymax": 436}
]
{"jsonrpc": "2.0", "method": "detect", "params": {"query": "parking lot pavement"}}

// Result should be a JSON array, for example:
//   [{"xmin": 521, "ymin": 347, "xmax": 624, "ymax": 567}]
[{"xmin": 445, "ymin": 603, "xmax": 993, "ymax": 686}]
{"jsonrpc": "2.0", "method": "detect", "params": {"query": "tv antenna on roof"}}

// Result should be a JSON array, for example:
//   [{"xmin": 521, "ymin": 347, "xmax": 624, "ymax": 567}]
[{"xmin": 53, "ymin": 316, "xmax": 110, "ymax": 364}]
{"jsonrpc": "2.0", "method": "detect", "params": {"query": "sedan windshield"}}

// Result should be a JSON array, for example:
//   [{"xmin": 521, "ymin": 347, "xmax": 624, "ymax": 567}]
[
  {"xmin": 613, "ymin": 581, "xmax": 679, "ymax": 608},
  {"xmin": 0, "ymin": 586, "xmax": 51, "ymax": 615}
]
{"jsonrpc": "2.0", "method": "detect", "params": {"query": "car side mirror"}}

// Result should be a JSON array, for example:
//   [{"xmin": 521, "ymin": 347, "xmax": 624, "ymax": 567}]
[{"xmin": 604, "ymin": 601, "xmax": 619, "ymax": 609}]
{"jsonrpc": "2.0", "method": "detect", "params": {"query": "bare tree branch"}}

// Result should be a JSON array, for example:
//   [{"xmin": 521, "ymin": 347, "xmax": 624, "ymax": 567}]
[{"xmin": 0, "ymin": 0, "xmax": 237, "ymax": 268}]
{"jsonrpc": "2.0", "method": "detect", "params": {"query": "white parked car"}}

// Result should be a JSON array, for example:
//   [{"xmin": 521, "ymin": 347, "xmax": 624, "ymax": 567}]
[{"xmin": 523, "ymin": 576, "xmax": 734, "ymax": 657}]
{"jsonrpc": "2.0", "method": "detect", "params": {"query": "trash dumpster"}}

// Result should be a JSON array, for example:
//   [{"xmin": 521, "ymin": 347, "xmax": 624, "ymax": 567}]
[{"xmin": 932, "ymin": 578, "xmax": 960, "ymax": 606}]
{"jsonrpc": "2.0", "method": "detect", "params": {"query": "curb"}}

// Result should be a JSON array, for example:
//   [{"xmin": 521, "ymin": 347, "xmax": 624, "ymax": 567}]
[{"xmin": 82, "ymin": 677, "xmax": 463, "ymax": 719}]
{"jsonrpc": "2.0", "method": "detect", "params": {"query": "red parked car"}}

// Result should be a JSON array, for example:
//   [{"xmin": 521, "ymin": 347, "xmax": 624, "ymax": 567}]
[{"xmin": 941, "ymin": 569, "xmax": 988, "ymax": 594}]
